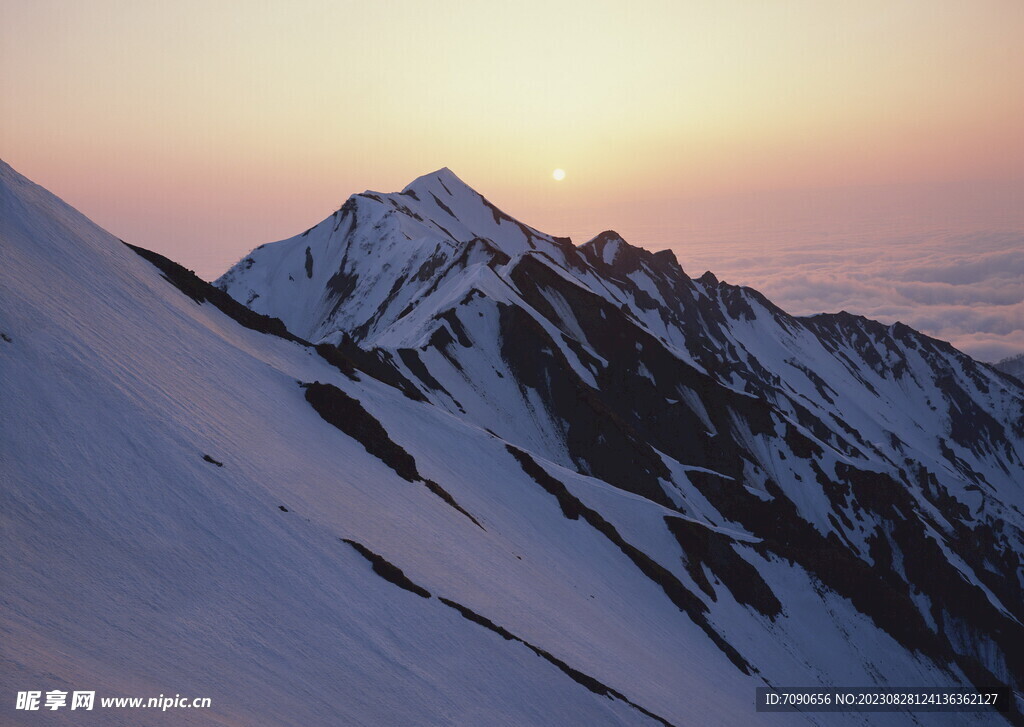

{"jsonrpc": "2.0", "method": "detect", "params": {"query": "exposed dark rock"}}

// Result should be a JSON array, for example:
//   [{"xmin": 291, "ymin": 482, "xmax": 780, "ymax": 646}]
[
  {"xmin": 992, "ymin": 353, "xmax": 1024, "ymax": 386},
  {"xmin": 423, "ymin": 479, "xmax": 484, "ymax": 530},
  {"xmin": 326, "ymin": 267, "xmax": 359, "ymax": 302},
  {"xmin": 413, "ymin": 252, "xmax": 448, "ymax": 282},
  {"xmin": 342, "ymin": 539, "xmax": 431, "ymax": 598},
  {"xmin": 497, "ymin": 301, "xmax": 672, "ymax": 506},
  {"xmin": 313, "ymin": 343, "xmax": 358, "ymax": 379},
  {"xmin": 430, "ymin": 220, "xmax": 456, "ymax": 239},
  {"xmin": 430, "ymin": 192, "xmax": 455, "ymax": 218},
  {"xmin": 303, "ymin": 381, "xmax": 420, "ymax": 481},
  {"xmin": 435, "ymin": 309, "xmax": 473, "ymax": 347},
  {"xmin": 500, "ymin": 253, "xmax": 789, "ymax": 495},
  {"xmin": 664, "ymin": 517, "xmax": 781, "ymax": 619},
  {"xmin": 303, "ymin": 381, "xmax": 482, "ymax": 527},
  {"xmin": 125, "ymin": 242, "xmax": 303, "ymax": 344},
  {"xmin": 327, "ymin": 337, "xmax": 425, "ymax": 401},
  {"xmin": 937, "ymin": 373, "xmax": 1013, "ymax": 461},
  {"xmin": 651, "ymin": 248, "xmax": 682, "ymax": 273},
  {"xmin": 686, "ymin": 463, "xmax": 1022, "ymax": 702},
  {"xmin": 506, "ymin": 445, "xmax": 752, "ymax": 674},
  {"xmin": 397, "ymin": 348, "xmax": 455, "ymax": 398},
  {"xmin": 478, "ymin": 194, "xmax": 540, "ymax": 248},
  {"xmin": 439, "ymin": 598, "xmax": 514, "ymax": 640},
  {"xmin": 438, "ymin": 597, "xmax": 678, "ymax": 727}
]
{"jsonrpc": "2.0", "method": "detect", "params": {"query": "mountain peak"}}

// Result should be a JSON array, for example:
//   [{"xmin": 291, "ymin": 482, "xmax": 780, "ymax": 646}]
[
  {"xmin": 401, "ymin": 167, "xmax": 476, "ymax": 201},
  {"xmin": 581, "ymin": 230, "xmax": 628, "ymax": 265},
  {"xmin": 580, "ymin": 230, "xmax": 684, "ymax": 276}
]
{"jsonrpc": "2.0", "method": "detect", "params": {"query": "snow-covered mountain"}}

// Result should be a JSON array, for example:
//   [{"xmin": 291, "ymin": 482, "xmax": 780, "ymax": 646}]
[
  {"xmin": 995, "ymin": 353, "xmax": 1024, "ymax": 384},
  {"xmin": 3, "ymin": 160, "xmax": 1022, "ymax": 725}
]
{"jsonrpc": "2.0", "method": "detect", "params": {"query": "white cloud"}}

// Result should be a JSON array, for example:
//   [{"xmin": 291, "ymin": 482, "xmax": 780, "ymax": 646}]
[{"xmin": 660, "ymin": 223, "xmax": 1023, "ymax": 363}]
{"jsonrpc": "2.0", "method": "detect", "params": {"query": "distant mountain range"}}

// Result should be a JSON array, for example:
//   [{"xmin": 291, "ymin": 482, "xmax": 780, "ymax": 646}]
[
  {"xmin": 4, "ymin": 161, "xmax": 1022, "ymax": 726},
  {"xmin": 995, "ymin": 353, "xmax": 1024, "ymax": 383}
]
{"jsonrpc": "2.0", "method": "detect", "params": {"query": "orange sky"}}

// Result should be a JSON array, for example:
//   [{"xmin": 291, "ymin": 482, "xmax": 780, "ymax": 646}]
[{"xmin": 2, "ymin": 0, "xmax": 1023, "ymax": 277}]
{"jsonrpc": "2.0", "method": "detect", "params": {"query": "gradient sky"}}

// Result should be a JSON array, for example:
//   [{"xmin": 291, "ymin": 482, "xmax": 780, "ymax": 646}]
[{"xmin": 2, "ymin": 0, "xmax": 1022, "ymax": 358}]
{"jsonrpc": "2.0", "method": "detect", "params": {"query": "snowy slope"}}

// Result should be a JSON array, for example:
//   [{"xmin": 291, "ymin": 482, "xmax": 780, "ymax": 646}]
[{"xmin": 2, "ymin": 160, "xmax": 1021, "ymax": 726}]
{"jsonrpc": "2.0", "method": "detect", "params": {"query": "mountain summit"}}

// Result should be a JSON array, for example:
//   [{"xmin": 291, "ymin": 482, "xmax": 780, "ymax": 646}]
[{"xmin": 216, "ymin": 167, "xmax": 578, "ymax": 345}]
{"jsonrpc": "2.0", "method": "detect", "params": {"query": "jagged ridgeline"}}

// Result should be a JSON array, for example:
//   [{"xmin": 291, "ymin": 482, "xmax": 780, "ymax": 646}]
[
  {"xmin": 3, "ymin": 158, "xmax": 1023, "ymax": 726},
  {"xmin": 219, "ymin": 167, "xmax": 1024, "ymax": 709}
]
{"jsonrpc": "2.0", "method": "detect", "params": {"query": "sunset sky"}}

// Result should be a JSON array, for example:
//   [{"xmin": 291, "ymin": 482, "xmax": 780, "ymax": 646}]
[{"xmin": 2, "ymin": 0, "xmax": 1022, "ymax": 359}]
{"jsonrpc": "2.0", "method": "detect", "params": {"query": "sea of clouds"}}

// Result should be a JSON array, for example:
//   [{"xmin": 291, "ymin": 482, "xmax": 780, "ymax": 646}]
[
  {"xmin": 617, "ymin": 180, "xmax": 1024, "ymax": 364},
  {"xmin": 675, "ymin": 229, "xmax": 1023, "ymax": 363}
]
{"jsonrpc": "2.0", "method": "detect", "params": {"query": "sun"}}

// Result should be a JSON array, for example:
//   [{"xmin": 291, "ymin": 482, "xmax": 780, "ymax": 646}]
[{"xmin": 552, "ymin": 168, "xmax": 566, "ymax": 181}]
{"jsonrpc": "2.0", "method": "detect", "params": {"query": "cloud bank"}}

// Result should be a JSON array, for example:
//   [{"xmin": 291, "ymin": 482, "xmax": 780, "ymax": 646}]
[
  {"xmin": 666, "ymin": 228, "xmax": 1023, "ymax": 363},
  {"xmin": 624, "ymin": 182, "xmax": 1024, "ymax": 364}
]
